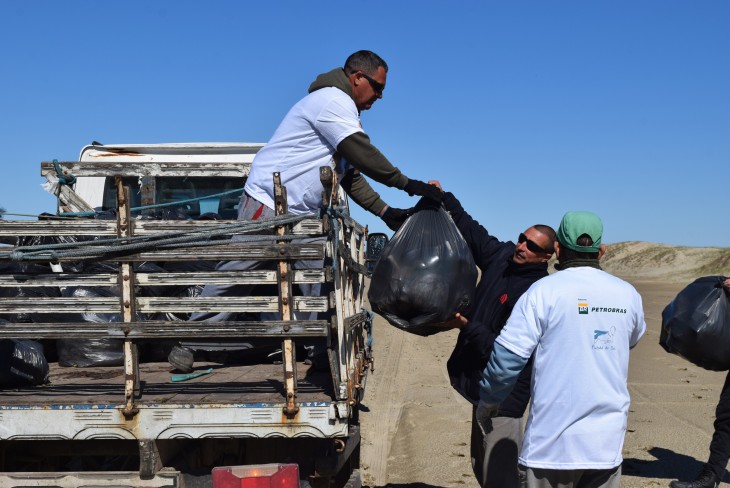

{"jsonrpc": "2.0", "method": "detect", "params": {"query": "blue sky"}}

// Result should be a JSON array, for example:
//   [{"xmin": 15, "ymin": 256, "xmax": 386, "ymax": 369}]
[{"xmin": 1, "ymin": 1, "xmax": 728, "ymax": 247}]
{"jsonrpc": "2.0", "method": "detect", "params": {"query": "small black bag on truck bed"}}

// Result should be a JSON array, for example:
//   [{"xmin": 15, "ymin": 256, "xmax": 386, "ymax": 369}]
[
  {"xmin": 660, "ymin": 275, "xmax": 730, "ymax": 371},
  {"xmin": 368, "ymin": 205, "xmax": 477, "ymax": 336},
  {"xmin": 0, "ymin": 336, "xmax": 49, "ymax": 388}
]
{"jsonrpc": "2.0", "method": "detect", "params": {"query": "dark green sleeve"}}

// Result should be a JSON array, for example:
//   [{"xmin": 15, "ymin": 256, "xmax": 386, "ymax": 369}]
[
  {"xmin": 340, "ymin": 169, "xmax": 387, "ymax": 216},
  {"xmin": 337, "ymin": 132, "xmax": 409, "ymax": 189}
]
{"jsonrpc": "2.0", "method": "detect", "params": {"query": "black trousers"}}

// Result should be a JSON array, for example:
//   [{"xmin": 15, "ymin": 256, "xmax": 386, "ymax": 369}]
[{"xmin": 707, "ymin": 371, "xmax": 730, "ymax": 479}]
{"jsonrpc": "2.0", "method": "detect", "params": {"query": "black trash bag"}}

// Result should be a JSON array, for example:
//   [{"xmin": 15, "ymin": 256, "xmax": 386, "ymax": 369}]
[
  {"xmin": 368, "ymin": 205, "xmax": 477, "ymax": 336},
  {"xmin": 0, "ymin": 336, "xmax": 50, "ymax": 387},
  {"xmin": 57, "ymin": 337, "xmax": 123, "ymax": 368},
  {"xmin": 660, "ymin": 275, "xmax": 730, "ymax": 371},
  {"xmin": 56, "ymin": 287, "xmax": 133, "ymax": 368}
]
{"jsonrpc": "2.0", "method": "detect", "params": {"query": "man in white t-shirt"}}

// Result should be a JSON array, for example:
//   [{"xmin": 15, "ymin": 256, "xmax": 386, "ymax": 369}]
[
  {"xmin": 168, "ymin": 51, "xmax": 440, "ymax": 373},
  {"xmin": 476, "ymin": 211, "xmax": 646, "ymax": 488},
  {"xmin": 245, "ymin": 49, "xmax": 441, "ymax": 225}
]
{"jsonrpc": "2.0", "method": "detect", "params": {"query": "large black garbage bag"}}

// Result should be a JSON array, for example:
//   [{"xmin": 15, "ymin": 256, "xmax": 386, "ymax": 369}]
[
  {"xmin": 0, "ymin": 336, "xmax": 49, "ymax": 388},
  {"xmin": 56, "ymin": 287, "xmax": 125, "ymax": 367},
  {"xmin": 368, "ymin": 206, "xmax": 477, "ymax": 336},
  {"xmin": 55, "ymin": 261, "xmax": 167, "ymax": 367},
  {"xmin": 660, "ymin": 275, "xmax": 730, "ymax": 371}
]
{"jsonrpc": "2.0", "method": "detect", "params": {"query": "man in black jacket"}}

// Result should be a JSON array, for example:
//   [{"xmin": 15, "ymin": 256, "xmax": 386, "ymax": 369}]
[{"xmin": 435, "ymin": 188, "xmax": 555, "ymax": 488}]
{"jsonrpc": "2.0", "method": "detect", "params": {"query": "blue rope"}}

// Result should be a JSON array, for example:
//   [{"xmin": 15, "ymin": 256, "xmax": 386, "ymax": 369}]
[
  {"xmin": 53, "ymin": 159, "xmax": 77, "ymax": 186},
  {"xmin": 59, "ymin": 187, "xmax": 245, "ymax": 217},
  {"xmin": 364, "ymin": 309, "xmax": 374, "ymax": 350}
]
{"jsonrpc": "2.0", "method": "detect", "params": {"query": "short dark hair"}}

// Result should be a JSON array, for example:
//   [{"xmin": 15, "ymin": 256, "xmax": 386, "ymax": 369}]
[
  {"xmin": 559, "ymin": 234, "xmax": 600, "ymax": 260},
  {"xmin": 344, "ymin": 50, "xmax": 388, "ymax": 76},
  {"xmin": 533, "ymin": 224, "xmax": 557, "ymax": 253}
]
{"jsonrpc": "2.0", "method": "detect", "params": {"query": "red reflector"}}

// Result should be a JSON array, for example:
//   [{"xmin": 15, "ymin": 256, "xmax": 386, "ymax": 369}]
[{"xmin": 212, "ymin": 463, "xmax": 300, "ymax": 488}]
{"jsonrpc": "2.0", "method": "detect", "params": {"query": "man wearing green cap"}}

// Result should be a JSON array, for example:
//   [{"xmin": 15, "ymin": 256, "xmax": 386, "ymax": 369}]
[{"xmin": 476, "ymin": 211, "xmax": 646, "ymax": 487}]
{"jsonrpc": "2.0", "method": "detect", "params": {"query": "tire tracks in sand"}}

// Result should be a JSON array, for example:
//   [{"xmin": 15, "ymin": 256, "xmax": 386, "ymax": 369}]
[
  {"xmin": 360, "ymin": 316, "xmax": 406, "ymax": 486},
  {"xmin": 359, "ymin": 316, "xmax": 477, "ymax": 487}
]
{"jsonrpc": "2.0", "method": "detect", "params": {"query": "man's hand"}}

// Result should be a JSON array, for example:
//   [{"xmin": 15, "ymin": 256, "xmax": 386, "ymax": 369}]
[
  {"xmin": 428, "ymin": 180, "xmax": 443, "ymax": 191},
  {"xmin": 381, "ymin": 206, "xmax": 413, "ymax": 232},
  {"xmin": 432, "ymin": 313, "xmax": 469, "ymax": 329},
  {"xmin": 723, "ymin": 278, "xmax": 730, "ymax": 294},
  {"xmin": 404, "ymin": 179, "xmax": 443, "ymax": 202},
  {"xmin": 475, "ymin": 400, "xmax": 500, "ymax": 437}
]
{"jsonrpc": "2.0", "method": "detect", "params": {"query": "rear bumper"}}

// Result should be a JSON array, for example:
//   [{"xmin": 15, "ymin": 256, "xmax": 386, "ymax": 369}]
[{"xmin": 0, "ymin": 470, "xmax": 180, "ymax": 487}]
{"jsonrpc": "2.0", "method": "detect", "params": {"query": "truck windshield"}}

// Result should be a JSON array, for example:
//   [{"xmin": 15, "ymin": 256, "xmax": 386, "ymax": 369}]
[{"xmin": 101, "ymin": 176, "xmax": 246, "ymax": 219}]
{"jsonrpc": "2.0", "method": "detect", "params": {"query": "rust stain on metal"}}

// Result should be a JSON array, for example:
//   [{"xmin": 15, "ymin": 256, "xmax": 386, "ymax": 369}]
[
  {"xmin": 123, "ymin": 407, "xmax": 140, "ymax": 421},
  {"xmin": 280, "ymin": 408, "xmax": 300, "ymax": 422},
  {"xmin": 92, "ymin": 150, "xmax": 143, "ymax": 157}
]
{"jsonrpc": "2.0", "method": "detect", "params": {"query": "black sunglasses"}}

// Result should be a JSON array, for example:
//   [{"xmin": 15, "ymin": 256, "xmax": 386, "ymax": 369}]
[
  {"xmin": 518, "ymin": 233, "xmax": 549, "ymax": 254},
  {"xmin": 361, "ymin": 72, "xmax": 385, "ymax": 95}
]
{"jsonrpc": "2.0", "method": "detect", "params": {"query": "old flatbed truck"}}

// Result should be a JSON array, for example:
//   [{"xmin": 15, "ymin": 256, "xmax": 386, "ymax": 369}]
[{"xmin": 0, "ymin": 143, "xmax": 384, "ymax": 488}]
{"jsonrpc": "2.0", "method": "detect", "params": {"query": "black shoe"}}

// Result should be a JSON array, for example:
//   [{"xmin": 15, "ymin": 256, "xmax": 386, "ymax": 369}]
[
  {"xmin": 168, "ymin": 346, "xmax": 194, "ymax": 373},
  {"xmin": 670, "ymin": 468, "xmax": 720, "ymax": 488}
]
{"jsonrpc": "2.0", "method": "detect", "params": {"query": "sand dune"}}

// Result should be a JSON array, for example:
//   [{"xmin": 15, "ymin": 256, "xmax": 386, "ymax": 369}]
[{"xmin": 602, "ymin": 241, "xmax": 730, "ymax": 282}]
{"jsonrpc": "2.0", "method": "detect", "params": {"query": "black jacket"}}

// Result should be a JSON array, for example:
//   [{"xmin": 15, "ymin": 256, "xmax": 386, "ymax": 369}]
[{"xmin": 444, "ymin": 192, "xmax": 548, "ymax": 417}]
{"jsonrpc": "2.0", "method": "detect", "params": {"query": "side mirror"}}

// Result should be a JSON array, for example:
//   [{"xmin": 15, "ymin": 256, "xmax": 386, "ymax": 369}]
[{"xmin": 366, "ymin": 232, "xmax": 389, "ymax": 275}]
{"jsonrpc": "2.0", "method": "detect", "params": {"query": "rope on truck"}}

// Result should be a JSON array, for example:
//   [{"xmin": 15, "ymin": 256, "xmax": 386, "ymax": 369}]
[
  {"xmin": 59, "ymin": 187, "xmax": 246, "ymax": 218},
  {"xmin": 4, "ymin": 204, "xmax": 364, "ymax": 265},
  {"xmin": 52, "ymin": 159, "xmax": 77, "ymax": 187},
  {"xmin": 5, "ymin": 213, "xmax": 305, "ymax": 263}
]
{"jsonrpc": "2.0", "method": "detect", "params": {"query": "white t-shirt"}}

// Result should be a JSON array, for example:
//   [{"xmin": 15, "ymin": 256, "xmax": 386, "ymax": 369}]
[
  {"xmin": 244, "ymin": 87, "xmax": 363, "ymax": 215},
  {"xmin": 495, "ymin": 266, "xmax": 646, "ymax": 470}
]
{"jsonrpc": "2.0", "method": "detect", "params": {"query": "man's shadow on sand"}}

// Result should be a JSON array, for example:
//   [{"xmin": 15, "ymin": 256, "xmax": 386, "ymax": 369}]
[
  {"xmin": 372, "ymin": 449, "xmax": 729, "ymax": 488},
  {"xmin": 624, "ymin": 447, "xmax": 729, "ymax": 483}
]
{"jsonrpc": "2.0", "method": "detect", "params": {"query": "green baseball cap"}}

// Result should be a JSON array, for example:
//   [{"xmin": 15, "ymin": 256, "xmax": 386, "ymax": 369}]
[{"xmin": 557, "ymin": 211, "xmax": 603, "ymax": 253}]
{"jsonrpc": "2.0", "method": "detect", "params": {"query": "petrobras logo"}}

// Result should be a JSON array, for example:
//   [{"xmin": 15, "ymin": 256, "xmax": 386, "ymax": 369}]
[
  {"xmin": 578, "ymin": 300, "xmax": 589, "ymax": 314},
  {"xmin": 591, "ymin": 306, "xmax": 627, "ymax": 314}
]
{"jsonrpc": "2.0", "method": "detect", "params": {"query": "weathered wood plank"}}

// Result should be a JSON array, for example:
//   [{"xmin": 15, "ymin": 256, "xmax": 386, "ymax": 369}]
[
  {"xmin": 140, "ymin": 296, "xmax": 329, "ymax": 313},
  {"xmin": 57, "ymin": 184, "xmax": 94, "ymax": 213},
  {"xmin": 0, "ymin": 243, "xmax": 325, "ymax": 263},
  {"xmin": 133, "ymin": 219, "xmax": 323, "ymax": 235},
  {"xmin": 0, "ymin": 273, "xmax": 118, "ymax": 287},
  {"xmin": 0, "ymin": 218, "xmax": 323, "ymax": 236},
  {"xmin": 0, "ymin": 220, "xmax": 118, "ymax": 236},
  {"xmin": 41, "ymin": 161, "xmax": 252, "ymax": 178},
  {"xmin": 116, "ymin": 243, "xmax": 325, "ymax": 262},
  {"xmin": 0, "ymin": 296, "xmax": 329, "ymax": 313},
  {"xmin": 0, "ymin": 320, "xmax": 328, "ymax": 339},
  {"xmin": 134, "ymin": 269, "xmax": 326, "ymax": 286},
  {"xmin": 0, "ymin": 270, "xmax": 326, "ymax": 287}
]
